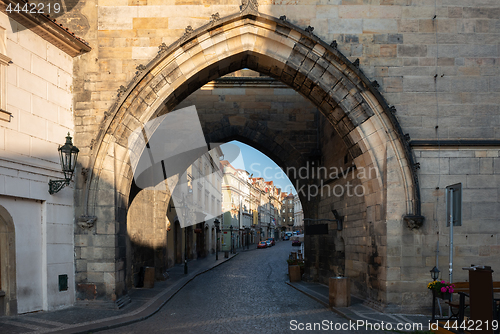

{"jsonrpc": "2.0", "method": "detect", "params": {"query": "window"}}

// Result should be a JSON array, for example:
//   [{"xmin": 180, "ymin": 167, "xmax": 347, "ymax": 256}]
[{"xmin": 0, "ymin": 26, "xmax": 11, "ymax": 122}]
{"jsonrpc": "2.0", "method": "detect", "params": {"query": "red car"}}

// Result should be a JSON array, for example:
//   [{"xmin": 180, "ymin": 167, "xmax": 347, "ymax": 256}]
[
  {"xmin": 267, "ymin": 238, "xmax": 275, "ymax": 246},
  {"xmin": 257, "ymin": 241, "xmax": 267, "ymax": 249}
]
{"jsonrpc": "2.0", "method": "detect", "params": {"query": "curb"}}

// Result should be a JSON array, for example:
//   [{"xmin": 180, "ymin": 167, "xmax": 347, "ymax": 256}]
[
  {"xmin": 285, "ymin": 281, "xmax": 354, "ymax": 323},
  {"xmin": 51, "ymin": 253, "xmax": 239, "ymax": 334}
]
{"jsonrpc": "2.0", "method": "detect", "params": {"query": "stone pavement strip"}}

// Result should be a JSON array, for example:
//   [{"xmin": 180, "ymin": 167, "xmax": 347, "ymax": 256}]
[
  {"xmin": 287, "ymin": 281, "xmax": 433, "ymax": 332},
  {"xmin": 0, "ymin": 252, "xmax": 239, "ymax": 334}
]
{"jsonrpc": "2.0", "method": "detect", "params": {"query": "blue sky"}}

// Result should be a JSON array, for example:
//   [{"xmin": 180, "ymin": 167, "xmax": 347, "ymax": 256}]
[{"xmin": 219, "ymin": 141, "xmax": 296, "ymax": 195}]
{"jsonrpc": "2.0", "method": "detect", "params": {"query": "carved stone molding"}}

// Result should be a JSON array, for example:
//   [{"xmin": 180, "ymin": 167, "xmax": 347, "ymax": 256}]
[
  {"xmin": 240, "ymin": 0, "xmax": 258, "ymax": 15},
  {"xmin": 116, "ymin": 85, "xmax": 127, "ymax": 98},
  {"xmin": 184, "ymin": 26, "xmax": 194, "ymax": 37},
  {"xmin": 78, "ymin": 215, "xmax": 97, "ymax": 229},
  {"xmin": 210, "ymin": 13, "xmax": 221, "ymax": 24},
  {"xmin": 135, "ymin": 64, "xmax": 147, "ymax": 75},
  {"xmin": 158, "ymin": 42, "xmax": 168, "ymax": 55},
  {"xmin": 404, "ymin": 215, "xmax": 424, "ymax": 230}
]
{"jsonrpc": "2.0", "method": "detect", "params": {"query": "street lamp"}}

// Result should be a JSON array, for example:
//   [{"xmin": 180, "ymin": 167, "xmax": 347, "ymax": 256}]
[
  {"xmin": 184, "ymin": 225, "xmax": 188, "ymax": 274},
  {"xmin": 245, "ymin": 227, "xmax": 250, "ymax": 250},
  {"xmin": 430, "ymin": 266, "xmax": 440, "ymax": 321},
  {"xmin": 179, "ymin": 194, "xmax": 189, "ymax": 275},
  {"xmin": 49, "ymin": 133, "xmax": 79, "ymax": 194},
  {"xmin": 430, "ymin": 266, "xmax": 440, "ymax": 281},
  {"xmin": 214, "ymin": 219, "xmax": 220, "ymax": 261}
]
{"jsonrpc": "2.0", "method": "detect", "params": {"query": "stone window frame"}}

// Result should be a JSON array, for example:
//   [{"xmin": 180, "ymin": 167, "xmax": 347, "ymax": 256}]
[{"xmin": 0, "ymin": 26, "xmax": 11, "ymax": 122}]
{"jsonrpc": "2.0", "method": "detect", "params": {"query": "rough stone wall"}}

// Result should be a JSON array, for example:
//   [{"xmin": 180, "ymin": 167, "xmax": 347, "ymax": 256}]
[
  {"xmin": 417, "ymin": 148, "xmax": 500, "ymax": 282},
  {"xmin": 312, "ymin": 114, "xmax": 383, "ymax": 302},
  {"xmin": 127, "ymin": 184, "xmax": 170, "ymax": 286}
]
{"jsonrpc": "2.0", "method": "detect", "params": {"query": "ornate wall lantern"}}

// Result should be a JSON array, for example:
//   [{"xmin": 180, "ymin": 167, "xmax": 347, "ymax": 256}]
[
  {"xmin": 48, "ymin": 133, "xmax": 79, "ymax": 194},
  {"xmin": 430, "ymin": 266, "xmax": 440, "ymax": 281}
]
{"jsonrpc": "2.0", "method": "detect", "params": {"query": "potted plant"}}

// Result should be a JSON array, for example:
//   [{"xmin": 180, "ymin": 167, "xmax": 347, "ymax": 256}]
[
  {"xmin": 287, "ymin": 259, "xmax": 304, "ymax": 281},
  {"xmin": 427, "ymin": 280, "xmax": 455, "ymax": 300}
]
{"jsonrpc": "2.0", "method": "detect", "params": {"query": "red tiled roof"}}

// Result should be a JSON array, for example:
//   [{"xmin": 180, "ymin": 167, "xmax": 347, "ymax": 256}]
[{"xmin": 220, "ymin": 160, "xmax": 236, "ymax": 170}]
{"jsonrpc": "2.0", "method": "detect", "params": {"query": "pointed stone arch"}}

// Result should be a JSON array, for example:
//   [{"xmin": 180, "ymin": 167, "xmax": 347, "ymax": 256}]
[{"xmin": 76, "ymin": 9, "xmax": 423, "ymax": 305}]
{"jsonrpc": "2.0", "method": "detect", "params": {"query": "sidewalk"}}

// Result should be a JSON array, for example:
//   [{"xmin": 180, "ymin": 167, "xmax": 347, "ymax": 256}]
[
  {"xmin": 0, "ymin": 251, "xmax": 239, "ymax": 334},
  {"xmin": 287, "ymin": 281, "xmax": 433, "ymax": 332}
]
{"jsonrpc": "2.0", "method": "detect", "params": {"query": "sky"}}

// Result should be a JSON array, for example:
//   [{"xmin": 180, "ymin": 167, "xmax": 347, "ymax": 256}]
[{"xmin": 218, "ymin": 141, "xmax": 296, "ymax": 195}]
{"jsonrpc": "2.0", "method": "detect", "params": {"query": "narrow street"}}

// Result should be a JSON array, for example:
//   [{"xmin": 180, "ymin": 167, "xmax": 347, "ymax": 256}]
[{"xmin": 101, "ymin": 242, "xmax": 384, "ymax": 334}]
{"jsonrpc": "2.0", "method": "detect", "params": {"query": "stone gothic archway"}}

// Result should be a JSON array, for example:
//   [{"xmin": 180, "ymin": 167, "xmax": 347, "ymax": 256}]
[{"xmin": 75, "ymin": 7, "xmax": 422, "ymax": 309}]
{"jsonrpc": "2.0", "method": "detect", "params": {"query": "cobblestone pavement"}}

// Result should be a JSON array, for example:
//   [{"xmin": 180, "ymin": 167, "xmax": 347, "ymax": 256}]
[{"xmin": 101, "ymin": 242, "xmax": 396, "ymax": 334}]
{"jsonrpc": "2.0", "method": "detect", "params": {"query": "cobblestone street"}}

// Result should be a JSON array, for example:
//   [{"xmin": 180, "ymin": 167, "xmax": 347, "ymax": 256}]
[{"xmin": 101, "ymin": 242, "xmax": 391, "ymax": 334}]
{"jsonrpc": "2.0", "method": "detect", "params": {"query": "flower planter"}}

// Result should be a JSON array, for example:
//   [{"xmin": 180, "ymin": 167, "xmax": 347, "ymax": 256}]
[
  {"xmin": 288, "ymin": 265, "xmax": 301, "ymax": 282},
  {"xmin": 438, "ymin": 292, "xmax": 452, "ymax": 300}
]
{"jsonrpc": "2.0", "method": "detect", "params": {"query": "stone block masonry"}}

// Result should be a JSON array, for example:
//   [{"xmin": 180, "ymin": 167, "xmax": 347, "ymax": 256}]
[{"xmin": 51, "ymin": 0, "xmax": 500, "ymax": 313}]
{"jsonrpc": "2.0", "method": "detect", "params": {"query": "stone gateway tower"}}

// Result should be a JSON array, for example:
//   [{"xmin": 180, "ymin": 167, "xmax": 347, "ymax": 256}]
[{"xmin": 57, "ymin": 0, "xmax": 499, "ymax": 312}]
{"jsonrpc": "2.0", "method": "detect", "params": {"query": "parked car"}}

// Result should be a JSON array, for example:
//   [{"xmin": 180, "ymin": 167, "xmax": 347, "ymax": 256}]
[
  {"xmin": 267, "ymin": 238, "xmax": 275, "ymax": 246},
  {"xmin": 257, "ymin": 241, "xmax": 267, "ymax": 249},
  {"xmin": 291, "ymin": 236, "xmax": 302, "ymax": 246},
  {"xmin": 266, "ymin": 240, "xmax": 272, "ymax": 247}
]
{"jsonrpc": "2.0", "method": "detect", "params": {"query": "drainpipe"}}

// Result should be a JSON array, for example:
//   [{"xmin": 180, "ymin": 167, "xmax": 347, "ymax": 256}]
[{"xmin": 448, "ymin": 189, "xmax": 453, "ymax": 284}]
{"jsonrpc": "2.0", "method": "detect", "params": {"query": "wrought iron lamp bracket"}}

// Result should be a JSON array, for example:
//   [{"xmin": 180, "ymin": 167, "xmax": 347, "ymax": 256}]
[{"xmin": 48, "ymin": 179, "xmax": 70, "ymax": 195}]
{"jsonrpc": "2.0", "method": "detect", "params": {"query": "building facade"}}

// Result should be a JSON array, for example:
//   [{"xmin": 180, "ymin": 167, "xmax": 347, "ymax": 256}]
[
  {"xmin": 293, "ymin": 195, "xmax": 303, "ymax": 233},
  {"xmin": 282, "ymin": 193, "xmax": 295, "ymax": 232},
  {"xmin": 0, "ymin": 7, "xmax": 90, "ymax": 315},
  {"xmin": 127, "ymin": 146, "xmax": 223, "ymax": 287},
  {"xmin": 222, "ymin": 160, "xmax": 286, "ymax": 248},
  {"xmin": 221, "ymin": 160, "xmax": 250, "ymax": 251}
]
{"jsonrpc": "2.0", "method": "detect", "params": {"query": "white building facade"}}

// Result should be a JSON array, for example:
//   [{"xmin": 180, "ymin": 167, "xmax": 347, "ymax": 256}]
[
  {"xmin": 293, "ymin": 195, "xmax": 303, "ymax": 232},
  {"xmin": 0, "ymin": 9, "xmax": 90, "ymax": 315}
]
